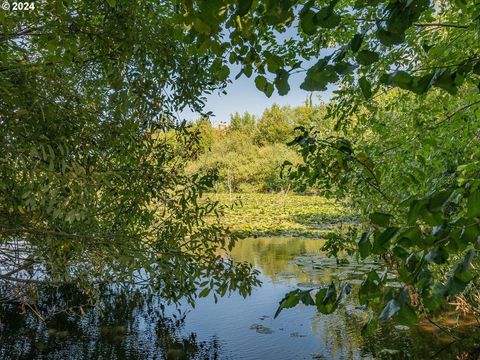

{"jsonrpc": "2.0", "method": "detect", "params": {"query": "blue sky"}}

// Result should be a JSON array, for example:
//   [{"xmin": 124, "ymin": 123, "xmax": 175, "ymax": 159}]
[
  {"xmin": 179, "ymin": 16, "xmax": 339, "ymax": 124},
  {"xmin": 178, "ymin": 8, "xmax": 344, "ymax": 124},
  {"xmin": 181, "ymin": 68, "xmax": 335, "ymax": 124}
]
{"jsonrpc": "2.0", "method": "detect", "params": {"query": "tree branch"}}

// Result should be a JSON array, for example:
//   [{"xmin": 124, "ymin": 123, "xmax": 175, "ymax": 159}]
[{"xmin": 414, "ymin": 22, "xmax": 471, "ymax": 29}]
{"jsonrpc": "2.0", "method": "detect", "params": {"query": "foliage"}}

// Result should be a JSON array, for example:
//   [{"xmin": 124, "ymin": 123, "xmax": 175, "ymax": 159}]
[
  {"xmin": 2, "ymin": 0, "xmax": 480, "ymax": 333},
  {"xmin": 208, "ymin": 193, "xmax": 354, "ymax": 238},
  {"xmin": 256, "ymin": 104, "xmax": 295, "ymax": 144},
  {"xmin": 0, "ymin": 0, "xmax": 259, "ymax": 313},
  {"xmin": 229, "ymin": 111, "xmax": 256, "ymax": 132},
  {"xmin": 176, "ymin": 0, "xmax": 480, "ymax": 330},
  {"xmin": 283, "ymin": 85, "xmax": 480, "ymax": 328},
  {"xmin": 188, "ymin": 103, "xmax": 336, "ymax": 192},
  {"xmin": 187, "ymin": 108, "xmax": 298, "ymax": 192},
  {"xmin": 180, "ymin": 0, "xmax": 479, "ymax": 102}
]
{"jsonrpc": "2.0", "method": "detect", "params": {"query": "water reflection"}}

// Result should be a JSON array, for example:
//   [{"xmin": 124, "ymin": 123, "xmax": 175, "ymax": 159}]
[
  {"xmin": 0, "ymin": 288, "xmax": 222, "ymax": 360},
  {"xmin": 229, "ymin": 238, "xmax": 480, "ymax": 359},
  {"xmin": 230, "ymin": 237, "xmax": 325, "ymax": 283},
  {"xmin": 0, "ymin": 237, "xmax": 478, "ymax": 359}
]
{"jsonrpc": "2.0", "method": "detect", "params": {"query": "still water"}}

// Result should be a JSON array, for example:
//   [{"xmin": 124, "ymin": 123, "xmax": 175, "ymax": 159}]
[{"xmin": 0, "ymin": 237, "xmax": 476, "ymax": 359}]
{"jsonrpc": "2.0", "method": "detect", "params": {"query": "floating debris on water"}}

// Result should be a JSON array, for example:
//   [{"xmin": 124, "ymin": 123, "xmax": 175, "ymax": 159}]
[
  {"xmin": 289, "ymin": 332, "xmax": 307, "ymax": 337},
  {"xmin": 249, "ymin": 324, "xmax": 274, "ymax": 334}
]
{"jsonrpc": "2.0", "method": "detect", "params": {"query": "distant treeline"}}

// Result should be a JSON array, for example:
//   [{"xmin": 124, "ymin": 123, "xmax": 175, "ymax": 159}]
[{"xmin": 187, "ymin": 101, "xmax": 335, "ymax": 193}]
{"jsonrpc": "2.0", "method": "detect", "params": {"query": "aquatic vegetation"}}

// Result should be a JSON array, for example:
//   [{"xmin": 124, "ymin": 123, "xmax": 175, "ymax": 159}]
[{"xmin": 209, "ymin": 193, "xmax": 356, "ymax": 238}]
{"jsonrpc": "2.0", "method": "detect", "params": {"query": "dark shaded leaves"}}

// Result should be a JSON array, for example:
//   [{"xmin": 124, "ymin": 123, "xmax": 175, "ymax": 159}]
[
  {"xmin": 359, "ymin": 76, "xmax": 372, "ymax": 99},
  {"xmin": 467, "ymin": 191, "xmax": 480, "ymax": 218},
  {"xmin": 275, "ymin": 69, "xmax": 290, "ymax": 95},
  {"xmin": 358, "ymin": 231, "xmax": 373, "ymax": 259},
  {"xmin": 369, "ymin": 212, "xmax": 392, "ymax": 227},
  {"xmin": 301, "ymin": 63, "xmax": 338, "ymax": 91},
  {"xmin": 350, "ymin": 34, "xmax": 363, "ymax": 53},
  {"xmin": 315, "ymin": 282, "xmax": 338, "ymax": 314},
  {"xmin": 237, "ymin": 0, "xmax": 253, "ymax": 16},
  {"xmin": 356, "ymin": 50, "xmax": 379, "ymax": 66}
]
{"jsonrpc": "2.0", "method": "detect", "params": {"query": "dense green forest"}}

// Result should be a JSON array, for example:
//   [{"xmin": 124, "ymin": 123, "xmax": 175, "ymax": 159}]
[
  {"xmin": 187, "ymin": 102, "xmax": 333, "ymax": 192},
  {"xmin": 1, "ymin": 0, "xmax": 480, "ymax": 358}
]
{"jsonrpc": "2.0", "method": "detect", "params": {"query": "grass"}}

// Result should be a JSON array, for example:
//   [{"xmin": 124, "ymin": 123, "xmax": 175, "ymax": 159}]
[{"xmin": 208, "ymin": 193, "xmax": 356, "ymax": 238}]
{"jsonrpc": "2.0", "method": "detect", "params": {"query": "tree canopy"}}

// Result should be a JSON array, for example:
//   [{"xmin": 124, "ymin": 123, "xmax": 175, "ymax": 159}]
[
  {"xmin": 0, "ymin": 0, "xmax": 259, "ymax": 314},
  {"xmin": 1, "ymin": 0, "xmax": 480, "ymax": 332},
  {"xmin": 178, "ymin": 0, "xmax": 480, "ymax": 328}
]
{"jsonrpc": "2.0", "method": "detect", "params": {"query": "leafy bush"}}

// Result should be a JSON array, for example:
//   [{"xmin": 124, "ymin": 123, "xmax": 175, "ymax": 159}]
[{"xmin": 188, "ymin": 103, "xmax": 333, "ymax": 192}]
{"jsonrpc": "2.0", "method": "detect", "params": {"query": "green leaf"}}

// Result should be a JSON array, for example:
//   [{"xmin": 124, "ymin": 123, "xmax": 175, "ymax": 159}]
[
  {"xmin": 406, "ymin": 253, "xmax": 419, "ymax": 272},
  {"xmin": 446, "ymin": 250, "xmax": 476, "ymax": 295},
  {"xmin": 243, "ymin": 64, "xmax": 253, "ymax": 78},
  {"xmin": 198, "ymin": 287, "xmax": 210, "ymax": 298},
  {"xmin": 392, "ymin": 245, "xmax": 408, "ymax": 260},
  {"xmin": 358, "ymin": 231, "xmax": 372, "ymax": 259},
  {"xmin": 265, "ymin": 52, "xmax": 282, "ymax": 73},
  {"xmin": 315, "ymin": 282, "xmax": 338, "ymax": 314},
  {"xmin": 411, "ymin": 72, "xmax": 436, "ymax": 94},
  {"xmin": 300, "ymin": 64, "xmax": 338, "ymax": 91},
  {"xmin": 407, "ymin": 199, "xmax": 427, "ymax": 225},
  {"xmin": 217, "ymin": 65, "xmax": 230, "ymax": 81},
  {"xmin": 428, "ymin": 189, "xmax": 453, "ymax": 212},
  {"xmin": 262, "ymin": 1, "xmax": 294, "ymax": 25},
  {"xmin": 237, "ymin": 0, "xmax": 253, "ymax": 16},
  {"xmin": 314, "ymin": 10, "xmax": 341, "ymax": 29},
  {"xmin": 455, "ymin": 249, "xmax": 476, "ymax": 283},
  {"xmin": 274, "ymin": 289, "xmax": 301, "ymax": 318},
  {"xmin": 433, "ymin": 71, "xmax": 460, "ymax": 95},
  {"xmin": 397, "ymin": 303, "xmax": 417, "ymax": 325},
  {"xmin": 264, "ymin": 82, "xmax": 274, "ymax": 97},
  {"xmin": 398, "ymin": 226, "xmax": 421, "ymax": 248},
  {"xmin": 361, "ymin": 316, "xmax": 378, "ymax": 336},
  {"xmin": 193, "ymin": 18, "xmax": 211, "ymax": 34},
  {"xmin": 422, "ymin": 42, "xmax": 433, "ymax": 53},
  {"xmin": 377, "ymin": 28, "xmax": 404, "ymax": 46},
  {"xmin": 422, "ymin": 209, "xmax": 444, "ymax": 226},
  {"xmin": 372, "ymin": 227, "xmax": 398, "ymax": 253},
  {"xmin": 369, "ymin": 212, "xmax": 392, "ymax": 227},
  {"xmin": 356, "ymin": 50, "xmax": 380, "ymax": 66},
  {"xmin": 255, "ymin": 75, "xmax": 274, "ymax": 97},
  {"xmin": 333, "ymin": 61, "xmax": 356, "ymax": 75},
  {"xmin": 359, "ymin": 270, "xmax": 383, "ymax": 305},
  {"xmin": 391, "ymin": 71, "xmax": 413, "ymax": 90},
  {"xmin": 424, "ymin": 283, "xmax": 447, "ymax": 310},
  {"xmin": 297, "ymin": 289, "xmax": 315, "ymax": 305},
  {"xmin": 460, "ymin": 224, "xmax": 479, "ymax": 246},
  {"xmin": 350, "ymin": 34, "xmax": 363, "ymax": 53},
  {"xmin": 473, "ymin": 60, "xmax": 480, "ymax": 75},
  {"xmin": 385, "ymin": 6, "xmax": 411, "ymax": 34},
  {"xmin": 359, "ymin": 76, "xmax": 372, "ymax": 99},
  {"xmin": 255, "ymin": 75, "xmax": 267, "ymax": 91},
  {"xmin": 467, "ymin": 191, "xmax": 480, "ymax": 218},
  {"xmin": 274, "ymin": 69, "xmax": 290, "ymax": 96},
  {"xmin": 300, "ymin": 10, "xmax": 317, "ymax": 35},
  {"xmin": 425, "ymin": 248, "xmax": 449, "ymax": 264}
]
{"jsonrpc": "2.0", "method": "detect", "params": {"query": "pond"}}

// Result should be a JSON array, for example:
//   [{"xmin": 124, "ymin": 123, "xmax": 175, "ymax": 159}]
[{"xmin": 0, "ymin": 237, "xmax": 476, "ymax": 359}]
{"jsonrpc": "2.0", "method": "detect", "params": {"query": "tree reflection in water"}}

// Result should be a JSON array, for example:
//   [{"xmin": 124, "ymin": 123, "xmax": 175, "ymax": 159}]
[
  {"xmin": 2, "ymin": 237, "xmax": 480, "ymax": 360},
  {"xmin": 0, "ymin": 285, "xmax": 221, "ymax": 360}
]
